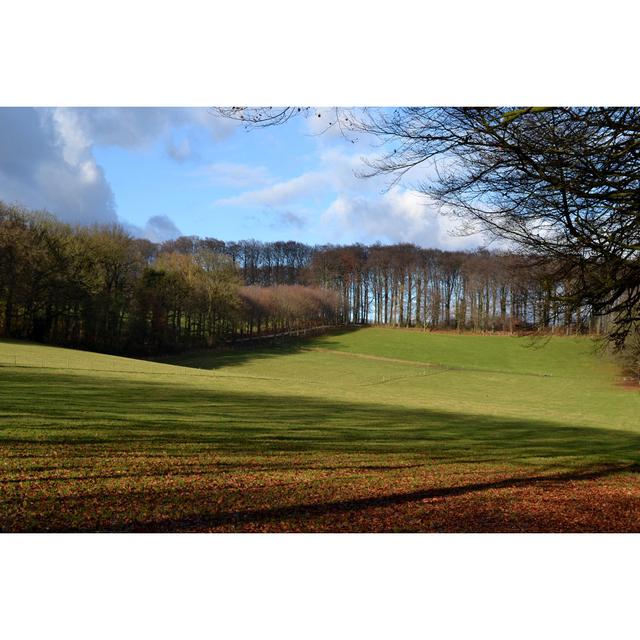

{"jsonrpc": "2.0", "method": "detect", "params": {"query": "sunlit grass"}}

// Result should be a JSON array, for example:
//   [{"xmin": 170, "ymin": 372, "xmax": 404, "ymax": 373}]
[{"xmin": 1, "ymin": 328, "xmax": 639, "ymax": 532}]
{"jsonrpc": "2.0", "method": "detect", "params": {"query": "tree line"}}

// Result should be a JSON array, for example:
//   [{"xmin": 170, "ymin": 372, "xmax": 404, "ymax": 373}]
[
  {"xmin": 0, "ymin": 203, "xmax": 340, "ymax": 354},
  {"xmin": 218, "ymin": 107, "xmax": 639, "ymax": 369},
  {"xmin": 203, "ymin": 239, "xmax": 607, "ymax": 334},
  {"xmin": 0, "ymin": 201, "xmax": 611, "ymax": 356}
]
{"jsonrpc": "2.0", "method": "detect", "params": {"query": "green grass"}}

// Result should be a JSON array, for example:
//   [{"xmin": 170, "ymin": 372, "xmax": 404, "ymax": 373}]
[{"xmin": 1, "ymin": 328, "xmax": 639, "ymax": 532}]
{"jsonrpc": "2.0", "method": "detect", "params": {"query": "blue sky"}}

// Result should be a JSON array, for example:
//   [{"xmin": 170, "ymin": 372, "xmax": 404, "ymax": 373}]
[{"xmin": 0, "ymin": 107, "xmax": 482, "ymax": 249}]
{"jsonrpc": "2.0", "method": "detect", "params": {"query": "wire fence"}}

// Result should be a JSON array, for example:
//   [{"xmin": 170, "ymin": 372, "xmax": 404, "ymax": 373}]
[{"xmin": 234, "ymin": 324, "xmax": 353, "ymax": 344}]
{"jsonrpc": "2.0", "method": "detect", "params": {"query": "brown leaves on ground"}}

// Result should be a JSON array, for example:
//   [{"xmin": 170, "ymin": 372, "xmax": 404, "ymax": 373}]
[{"xmin": 1, "ymin": 444, "xmax": 639, "ymax": 533}]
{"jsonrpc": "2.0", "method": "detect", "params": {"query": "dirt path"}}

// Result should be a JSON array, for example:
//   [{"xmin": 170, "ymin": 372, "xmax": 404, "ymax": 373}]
[
  {"xmin": 305, "ymin": 346, "xmax": 443, "ymax": 368},
  {"xmin": 305, "ymin": 346, "xmax": 560, "ymax": 380}
]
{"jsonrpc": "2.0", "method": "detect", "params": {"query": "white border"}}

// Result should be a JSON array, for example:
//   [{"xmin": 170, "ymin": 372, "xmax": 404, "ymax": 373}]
[
  {"xmin": 1, "ymin": 1, "xmax": 638, "ymax": 637},
  {"xmin": 1, "ymin": 0, "xmax": 638, "ymax": 105},
  {"xmin": 2, "ymin": 533, "xmax": 638, "ymax": 639}
]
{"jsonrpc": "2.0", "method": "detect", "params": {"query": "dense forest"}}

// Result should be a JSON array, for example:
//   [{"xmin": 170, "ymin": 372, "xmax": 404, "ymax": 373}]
[{"xmin": 0, "ymin": 201, "xmax": 612, "ymax": 355}]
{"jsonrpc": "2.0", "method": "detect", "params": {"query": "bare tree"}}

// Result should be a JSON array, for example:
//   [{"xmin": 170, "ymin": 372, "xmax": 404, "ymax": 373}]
[{"xmin": 215, "ymin": 107, "xmax": 640, "ymax": 351}]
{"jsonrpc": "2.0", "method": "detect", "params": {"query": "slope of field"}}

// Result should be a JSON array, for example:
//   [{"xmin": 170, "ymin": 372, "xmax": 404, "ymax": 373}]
[{"xmin": 1, "ymin": 328, "xmax": 639, "ymax": 532}]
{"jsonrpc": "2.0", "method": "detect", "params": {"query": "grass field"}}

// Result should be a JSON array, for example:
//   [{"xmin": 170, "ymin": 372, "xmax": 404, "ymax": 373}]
[{"xmin": 1, "ymin": 327, "xmax": 639, "ymax": 532}]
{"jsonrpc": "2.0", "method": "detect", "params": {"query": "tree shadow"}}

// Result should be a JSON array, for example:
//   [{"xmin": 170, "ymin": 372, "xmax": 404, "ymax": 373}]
[
  {"xmin": 2, "ymin": 368, "xmax": 640, "ymax": 465},
  {"xmin": 107, "ymin": 463, "xmax": 640, "ymax": 532},
  {"xmin": 153, "ymin": 325, "xmax": 362, "ymax": 371}
]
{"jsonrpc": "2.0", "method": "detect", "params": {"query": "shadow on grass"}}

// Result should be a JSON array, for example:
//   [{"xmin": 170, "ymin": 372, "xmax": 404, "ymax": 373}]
[
  {"xmin": 110, "ymin": 463, "xmax": 640, "ymax": 532},
  {"xmin": 154, "ymin": 325, "xmax": 362, "ymax": 371},
  {"xmin": 2, "ymin": 367, "xmax": 640, "ymax": 465}
]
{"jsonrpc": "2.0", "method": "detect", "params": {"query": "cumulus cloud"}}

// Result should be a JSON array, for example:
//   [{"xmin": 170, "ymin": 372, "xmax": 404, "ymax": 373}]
[
  {"xmin": 0, "ymin": 108, "xmax": 117, "ymax": 225},
  {"xmin": 0, "ymin": 107, "xmax": 238, "ymax": 229},
  {"xmin": 54, "ymin": 107, "xmax": 237, "ymax": 150},
  {"xmin": 321, "ymin": 187, "xmax": 482, "ymax": 250}
]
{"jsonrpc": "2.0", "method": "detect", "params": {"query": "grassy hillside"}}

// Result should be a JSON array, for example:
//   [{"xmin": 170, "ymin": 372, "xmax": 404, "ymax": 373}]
[
  {"xmin": 163, "ymin": 328, "xmax": 638, "ymax": 435},
  {"xmin": 1, "ymin": 328, "xmax": 639, "ymax": 532}
]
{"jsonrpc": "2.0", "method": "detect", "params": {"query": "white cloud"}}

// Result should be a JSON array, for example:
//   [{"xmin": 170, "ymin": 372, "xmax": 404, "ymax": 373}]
[
  {"xmin": 213, "ymin": 147, "xmax": 378, "ymax": 209},
  {"xmin": 200, "ymin": 162, "xmax": 273, "ymax": 188},
  {"xmin": 214, "ymin": 145, "xmax": 481, "ymax": 248},
  {"xmin": 321, "ymin": 187, "xmax": 484, "ymax": 250},
  {"xmin": 0, "ymin": 107, "xmax": 487, "ymax": 250},
  {"xmin": 49, "ymin": 108, "xmax": 92, "ymax": 165},
  {"xmin": 0, "ymin": 107, "xmax": 239, "ymax": 229},
  {"xmin": 0, "ymin": 108, "xmax": 118, "ymax": 225},
  {"xmin": 54, "ymin": 107, "xmax": 238, "ymax": 151},
  {"xmin": 215, "ymin": 170, "xmax": 328, "ymax": 207}
]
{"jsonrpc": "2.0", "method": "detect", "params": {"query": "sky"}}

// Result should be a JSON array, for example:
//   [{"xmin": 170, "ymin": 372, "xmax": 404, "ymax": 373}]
[{"xmin": 0, "ymin": 107, "xmax": 483, "ymax": 249}]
